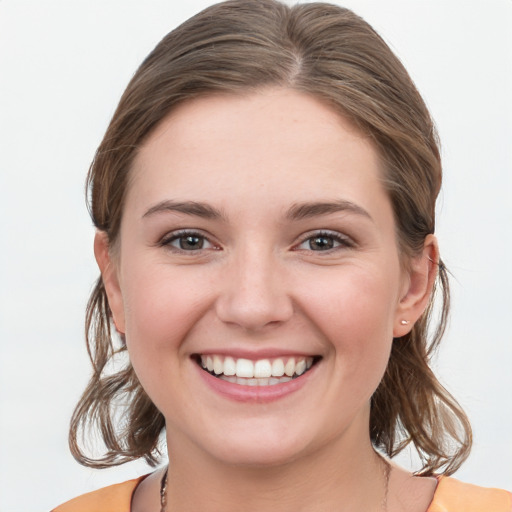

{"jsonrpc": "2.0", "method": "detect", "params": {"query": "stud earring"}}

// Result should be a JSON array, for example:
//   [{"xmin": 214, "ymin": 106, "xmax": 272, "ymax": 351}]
[{"xmin": 400, "ymin": 320, "xmax": 410, "ymax": 325}]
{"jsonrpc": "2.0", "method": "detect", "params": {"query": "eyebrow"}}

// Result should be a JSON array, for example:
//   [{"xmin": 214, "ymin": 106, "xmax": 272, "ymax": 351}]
[
  {"xmin": 142, "ymin": 200, "xmax": 226, "ymax": 220},
  {"xmin": 286, "ymin": 200, "xmax": 373, "ymax": 222},
  {"xmin": 142, "ymin": 199, "xmax": 372, "ymax": 223}
]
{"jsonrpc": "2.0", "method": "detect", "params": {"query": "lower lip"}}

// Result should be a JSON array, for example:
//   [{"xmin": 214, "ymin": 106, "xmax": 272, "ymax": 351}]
[{"xmin": 196, "ymin": 363, "xmax": 316, "ymax": 403}]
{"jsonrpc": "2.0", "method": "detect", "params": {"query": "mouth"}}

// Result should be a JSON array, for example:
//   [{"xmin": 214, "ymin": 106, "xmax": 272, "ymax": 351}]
[{"xmin": 194, "ymin": 354, "xmax": 321, "ymax": 386}]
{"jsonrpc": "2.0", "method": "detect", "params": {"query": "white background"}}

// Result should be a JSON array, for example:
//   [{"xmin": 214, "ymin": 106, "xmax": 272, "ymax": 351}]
[{"xmin": 0, "ymin": 1, "xmax": 511, "ymax": 510}]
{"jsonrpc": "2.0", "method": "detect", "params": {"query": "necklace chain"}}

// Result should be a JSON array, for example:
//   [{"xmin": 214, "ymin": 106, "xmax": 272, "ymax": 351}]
[
  {"xmin": 381, "ymin": 457, "xmax": 392, "ymax": 511},
  {"xmin": 160, "ymin": 466, "xmax": 168, "ymax": 512},
  {"xmin": 159, "ymin": 457, "xmax": 391, "ymax": 512}
]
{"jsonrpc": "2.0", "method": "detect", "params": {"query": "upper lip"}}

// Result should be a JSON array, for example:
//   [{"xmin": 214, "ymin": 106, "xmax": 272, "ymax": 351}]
[{"xmin": 192, "ymin": 349, "xmax": 321, "ymax": 360}]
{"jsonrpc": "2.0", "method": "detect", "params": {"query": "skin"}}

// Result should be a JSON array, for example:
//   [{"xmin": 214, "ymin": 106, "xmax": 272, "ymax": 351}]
[{"xmin": 96, "ymin": 88, "xmax": 438, "ymax": 511}]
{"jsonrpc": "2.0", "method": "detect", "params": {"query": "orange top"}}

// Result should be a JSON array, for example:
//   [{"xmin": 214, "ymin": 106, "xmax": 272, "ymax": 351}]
[
  {"xmin": 427, "ymin": 476, "xmax": 511, "ymax": 512},
  {"xmin": 52, "ymin": 475, "xmax": 512, "ymax": 512}
]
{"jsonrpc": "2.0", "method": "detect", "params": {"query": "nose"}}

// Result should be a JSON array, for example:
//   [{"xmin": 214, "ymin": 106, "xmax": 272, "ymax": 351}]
[{"xmin": 215, "ymin": 246, "xmax": 294, "ymax": 331}]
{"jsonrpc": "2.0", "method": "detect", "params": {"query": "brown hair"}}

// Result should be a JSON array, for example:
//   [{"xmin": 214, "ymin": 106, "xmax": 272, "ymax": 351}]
[{"xmin": 70, "ymin": 0, "xmax": 472, "ymax": 474}]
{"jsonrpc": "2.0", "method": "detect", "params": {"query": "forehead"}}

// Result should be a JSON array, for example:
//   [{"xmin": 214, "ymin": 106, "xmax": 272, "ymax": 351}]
[{"xmin": 129, "ymin": 88, "xmax": 385, "ymax": 206}]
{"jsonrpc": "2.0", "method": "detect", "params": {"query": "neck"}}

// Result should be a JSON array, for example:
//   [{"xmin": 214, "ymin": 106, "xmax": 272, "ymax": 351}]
[{"xmin": 164, "ymin": 430, "xmax": 388, "ymax": 512}]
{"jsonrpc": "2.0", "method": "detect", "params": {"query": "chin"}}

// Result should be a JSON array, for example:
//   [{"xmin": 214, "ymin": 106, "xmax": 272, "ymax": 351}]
[
  {"xmin": 195, "ymin": 420, "xmax": 324, "ymax": 469},
  {"xmin": 212, "ymin": 443, "xmax": 306, "ymax": 468}
]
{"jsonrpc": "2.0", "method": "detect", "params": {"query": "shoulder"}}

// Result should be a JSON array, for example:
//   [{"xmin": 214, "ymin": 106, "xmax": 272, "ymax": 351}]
[
  {"xmin": 51, "ymin": 475, "xmax": 148, "ymax": 512},
  {"xmin": 428, "ymin": 476, "xmax": 512, "ymax": 512}
]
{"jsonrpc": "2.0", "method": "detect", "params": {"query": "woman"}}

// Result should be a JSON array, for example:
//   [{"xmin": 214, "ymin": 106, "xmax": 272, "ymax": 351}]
[{"xmin": 52, "ymin": 1, "xmax": 511, "ymax": 510}]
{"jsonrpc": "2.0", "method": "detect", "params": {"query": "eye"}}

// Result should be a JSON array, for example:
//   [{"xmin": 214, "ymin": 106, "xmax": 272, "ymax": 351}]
[
  {"xmin": 295, "ymin": 231, "xmax": 354, "ymax": 252},
  {"xmin": 161, "ymin": 230, "xmax": 216, "ymax": 252}
]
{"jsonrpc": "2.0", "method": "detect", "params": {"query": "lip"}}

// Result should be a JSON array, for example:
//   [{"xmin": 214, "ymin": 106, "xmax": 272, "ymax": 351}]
[
  {"xmin": 195, "ymin": 348, "xmax": 319, "ymax": 360},
  {"xmin": 195, "ymin": 357, "xmax": 319, "ymax": 403}
]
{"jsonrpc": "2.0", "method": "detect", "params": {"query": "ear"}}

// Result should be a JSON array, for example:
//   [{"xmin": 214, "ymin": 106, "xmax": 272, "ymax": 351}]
[
  {"xmin": 393, "ymin": 234, "xmax": 439, "ymax": 337},
  {"xmin": 94, "ymin": 231, "xmax": 126, "ymax": 334}
]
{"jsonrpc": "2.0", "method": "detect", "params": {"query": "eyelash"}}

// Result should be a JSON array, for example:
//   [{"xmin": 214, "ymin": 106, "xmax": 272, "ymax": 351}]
[
  {"xmin": 159, "ymin": 229, "xmax": 354, "ymax": 255},
  {"xmin": 159, "ymin": 230, "xmax": 217, "ymax": 253},
  {"xmin": 294, "ymin": 230, "xmax": 355, "ymax": 253}
]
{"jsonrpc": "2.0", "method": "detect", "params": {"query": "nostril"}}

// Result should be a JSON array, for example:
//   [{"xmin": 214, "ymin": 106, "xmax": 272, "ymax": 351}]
[
  {"xmin": 215, "ymin": 294, "xmax": 294, "ymax": 331},
  {"xmin": 213, "ymin": 262, "xmax": 294, "ymax": 330}
]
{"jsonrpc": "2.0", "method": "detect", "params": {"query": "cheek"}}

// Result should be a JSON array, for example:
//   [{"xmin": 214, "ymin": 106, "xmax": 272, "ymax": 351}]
[
  {"xmin": 120, "ymin": 263, "xmax": 213, "ymax": 373},
  {"xmin": 118, "ymin": 266, "xmax": 217, "ymax": 416},
  {"xmin": 299, "ymin": 265, "xmax": 399, "ymax": 378}
]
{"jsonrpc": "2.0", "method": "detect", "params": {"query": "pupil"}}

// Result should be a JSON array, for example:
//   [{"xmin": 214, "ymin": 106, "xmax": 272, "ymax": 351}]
[
  {"xmin": 310, "ymin": 236, "xmax": 333, "ymax": 250},
  {"xmin": 180, "ymin": 235, "xmax": 203, "ymax": 250}
]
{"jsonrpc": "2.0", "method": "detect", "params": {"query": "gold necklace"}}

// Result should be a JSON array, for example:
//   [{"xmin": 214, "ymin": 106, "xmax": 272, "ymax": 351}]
[
  {"xmin": 381, "ymin": 457, "xmax": 392, "ymax": 511},
  {"xmin": 159, "ymin": 458, "xmax": 391, "ymax": 512},
  {"xmin": 159, "ymin": 466, "xmax": 168, "ymax": 512}
]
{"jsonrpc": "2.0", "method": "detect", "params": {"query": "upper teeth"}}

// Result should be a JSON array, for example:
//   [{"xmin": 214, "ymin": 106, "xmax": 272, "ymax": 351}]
[{"xmin": 200, "ymin": 355, "xmax": 314, "ymax": 378}]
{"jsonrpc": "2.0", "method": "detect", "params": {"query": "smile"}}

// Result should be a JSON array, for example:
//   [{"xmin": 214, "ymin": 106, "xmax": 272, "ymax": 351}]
[{"xmin": 197, "ymin": 355, "xmax": 317, "ymax": 386}]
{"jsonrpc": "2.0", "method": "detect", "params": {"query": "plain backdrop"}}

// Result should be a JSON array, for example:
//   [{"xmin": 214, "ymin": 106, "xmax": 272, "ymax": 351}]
[{"xmin": 0, "ymin": 1, "xmax": 511, "ymax": 510}]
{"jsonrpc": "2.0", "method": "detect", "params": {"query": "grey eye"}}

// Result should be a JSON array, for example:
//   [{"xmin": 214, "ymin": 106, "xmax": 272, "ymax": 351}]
[
  {"xmin": 308, "ymin": 235, "xmax": 336, "ymax": 251},
  {"xmin": 164, "ymin": 232, "xmax": 214, "ymax": 252},
  {"xmin": 295, "ymin": 231, "xmax": 353, "ymax": 252},
  {"xmin": 176, "ymin": 235, "xmax": 205, "ymax": 250}
]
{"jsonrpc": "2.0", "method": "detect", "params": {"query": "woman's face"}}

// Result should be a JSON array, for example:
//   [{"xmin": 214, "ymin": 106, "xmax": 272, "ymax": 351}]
[{"xmin": 98, "ymin": 88, "xmax": 431, "ymax": 467}]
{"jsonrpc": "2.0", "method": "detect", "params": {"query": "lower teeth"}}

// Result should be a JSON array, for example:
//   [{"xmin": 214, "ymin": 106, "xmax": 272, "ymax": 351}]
[{"xmin": 218, "ymin": 375, "xmax": 293, "ymax": 386}]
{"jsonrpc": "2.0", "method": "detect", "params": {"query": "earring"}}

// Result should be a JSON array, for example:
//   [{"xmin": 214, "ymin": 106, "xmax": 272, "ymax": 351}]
[{"xmin": 400, "ymin": 320, "xmax": 410, "ymax": 325}]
